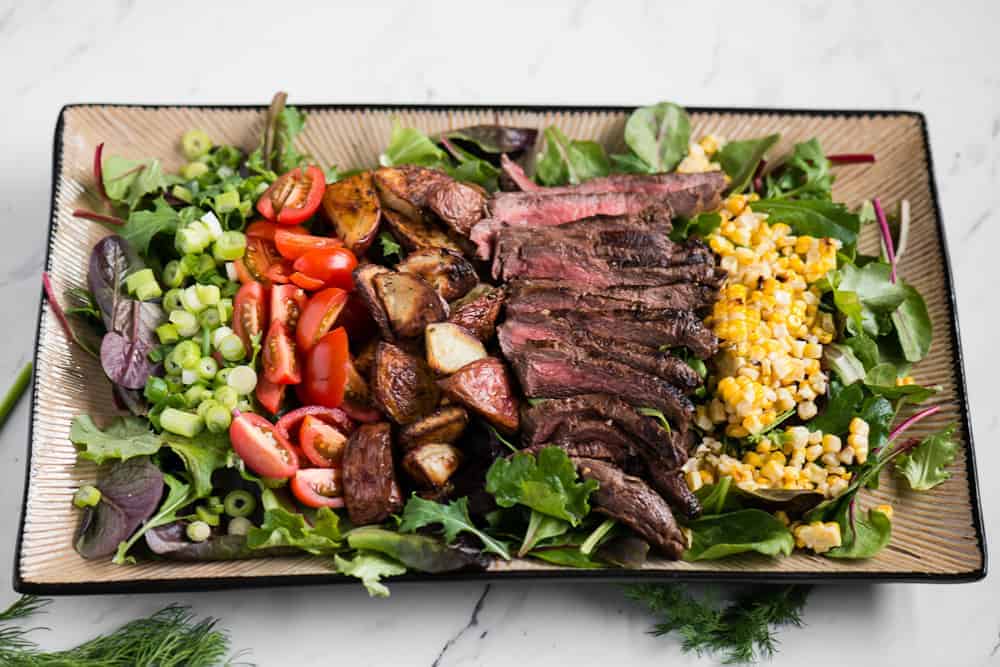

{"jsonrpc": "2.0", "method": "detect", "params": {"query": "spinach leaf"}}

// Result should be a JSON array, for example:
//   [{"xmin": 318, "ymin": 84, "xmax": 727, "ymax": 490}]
[
  {"xmin": 807, "ymin": 381, "xmax": 865, "ymax": 434},
  {"xmin": 440, "ymin": 138, "xmax": 500, "ymax": 191},
  {"xmin": 74, "ymin": 456, "xmax": 164, "ymax": 560},
  {"xmin": 246, "ymin": 506, "xmax": 343, "ymax": 555},
  {"xmin": 858, "ymin": 395, "xmax": 895, "ymax": 454},
  {"xmin": 752, "ymin": 199, "xmax": 860, "ymax": 250},
  {"xmin": 536, "ymin": 126, "xmax": 610, "ymax": 186},
  {"xmin": 608, "ymin": 151, "xmax": 653, "ymax": 174},
  {"xmin": 762, "ymin": 138, "xmax": 833, "ymax": 200},
  {"xmin": 863, "ymin": 364, "xmax": 938, "ymax": 403},
  {"xmin": 891, "ymin": 282, "xmax": 932, "ymax": 362},
  {"xmin": 693, "ymin": 477, "xmax": 737, "ymax": 515},
  {"xmin": 346, "ymin": 526, "xmax": 484, "ymax": 573},
  {"xmin": 399, "ymin": 494, "xmax": 511, "ymax": 559},
  {"xmin": 683, "ymin": 510, "xmax": 794, "ymax": 561},
  {"xmin": 485, "ymin": 446, "xmax": 599, "ymax": 525},
  {"xmin": 718, "ymin": 134, "xmax": 780, "ymax": 194},
  {"xmin": 70, "ymin": 415, "xmax": 161, "ymax": 464},
  {"xmin": 895, "ymin": 424, "xmax": 959, "ymax": 491},
  {"xmin": 113, "ymin": 472, "xmax": 192, "ymax": 564},
  {"xmin": 846, "ymin": 334, "xmax": 880, "ymax": 369},
  {"xmin": 334, "ymin": 551, "xmax": 406, "ymax": 598},
  {"xmin": 120, "ymin": 197, "xmax": 179, "ymax": 254},
  {"xmin": 839, "ymin": 263, "xmax": 907, "ymax": 311},
  {"xmin": 621, "ymin": 102, "xmax": 691, "ymax": 173},
  {"xmin": 379, "ymin": 122, "xmax": 450, "ymax": 169},
  {"xmin": 825, "ymin": 507, "xmax": 892, "ymax": 559}
]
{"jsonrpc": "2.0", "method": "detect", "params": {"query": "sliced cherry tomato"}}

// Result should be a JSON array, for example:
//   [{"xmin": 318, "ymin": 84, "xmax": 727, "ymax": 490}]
[
  {"xmin": 298, "ymin": 415, "xmax": 348, "ymax": 467},
  {"xmin": 263, "ymin": 320, "xmax": 301, "ymax": 385},
  {"xmin": 232, "ymin": 282, "xmax": 268, "ymax": 350},
  {"xmin": 274, "ymin": 229, "xmax": 343, "ymax": 260},
  {"xmin": 264, "ymin": 260, "xmax": 293, "ymax": 284},
  {"xmin": 270, "ymin": 284, "xmax": 307, "ymax": 330},
  {"xmin": 274, "ymin": 405, "xmax": 355, "ymax": 441},
  {"xmin": 230, "ymin": 412, "xmax": 299, "ymax": 479},
  {"xmin": 239, "ymin": 237, "xmax": 285, "ymax": 284},
  {"xmin": 255, "ymin": 374, "xmax": 286, "ymax": 415},
  {"xmin": 233, "ymin": 257, "xmax": 256, "ymax": 285},
  {"xmin": 303, "ymin": 327, "xmax": 349, "ymax": 408},
  {"xmin": 246, "ymin": 221, "xmax": 307, "ymax": 242},
  {"xmin": 292, "ymin": 248, "xmax": 358, "ymax": 291},
  {"xmin": 296, "ymin": 288, "xmax": 348, "ymax": 353},
  {"xmin": 290, "ymin": 468, "xmax": 345, "ymax": 508},
  {"xmin": 256, "ymin": 165, "xmax": 325, "ymax": 225},
  {"xmin": 290, "ymin": 271, "xmax": 325, "ymax": 291}
]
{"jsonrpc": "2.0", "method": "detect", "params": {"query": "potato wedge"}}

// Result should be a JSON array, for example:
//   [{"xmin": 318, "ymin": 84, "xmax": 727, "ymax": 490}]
[
  {"xmin": 397, "ymin": 248, "xmax": 478, "ymax": 302},
  {"xmin": 399, "ymin": 406, "xmax": 470, "ymax": 450},
  {"xmin": 425, "ymin": 322, "xmax": 488, "ymax": 375},
  {"xmin": 321, "ymin": 171, "xmax": 380, "ymax": 254},
  {"xmin": 448, "ymin": 287, "xmax": 506, "ymax": 342},
  {"xmin": 353, "ymin": 263, "xmax": 395, "ymax": 340},
  {"xmin": 403, "ymin": 443, "xmax": 463, "ymax": 488},
  {"xmin": 427, "ymin": 180, "xmax": 487, "ymax": 236},
  {"xmin": 374, "ymin": 166, "xmax": 452, "ymax": 220},
  {"xmin": 354, "ymin": 338, "xmax": 379, "ymax": 378},
  {"xmin": 381, "ymin": 208, "xmax": 463, "ymax": 253},
  {"xmin": 373, "ymin": 272, "xmax": 447, "ymax": 339},
  {"xmin": 372, "ymin": 342, "xmax": 440, "ymax": 424},
  {"xmin": 344, "ymin": 355, "xmax": 374, "ymax": 407},
  {"xmin": 343, "ymin": 423, "xmax": 403, "ymax": 525},
  {"xmin": 437, "ymin": 357, "xmax": 520, "ymax": 434}
]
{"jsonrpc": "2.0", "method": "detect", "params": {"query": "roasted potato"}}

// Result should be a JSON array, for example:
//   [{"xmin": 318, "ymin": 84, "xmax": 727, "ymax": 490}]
[
  {"xmin": 399, "ymin": 406, "xmax": 470, "ymax": 450},
  {"xmin": 344, "ymin": 355, "xmax": 374, "ymax": 408},
  {"xmin": 448, "ymin": 287, "xmax": 506, "ymax": 342},
  {"xmin": 321, "ymin": 171, "xmax": 380, "ymax": 254},
  {"xmin": 353, "ymin": 263, "xmax": 395, "ymax": 340},
  {"xmin": 374, "ymin": 166, "xmax": 452, "ymax": 220},
  {"xmin": 372, "ymin": 342, "xmax": 440, "ymax": 424},
  {"xmin": 403, "ymin": 443, "xmax": 463, "ymax": 488},
  {"xmin": 342, "ymin": 422, "xmax": 403, "ymax": 525},
  {"xmin": 381, "ymin": 207, "xmax": 463, "ymax": 253},
  {"xmin": 425, "ymin": 322, "xmax": 488, "ymax": 375},
  {"xmin": 373, "ymin": 272, "xmax": 447, "ymax": 339},
  {"xmin": 354, "ymin": 337, "xmax": 379, "ymax": 378},
  {"xmin": 427, "ymin": 180, "xmax": 487, "ymax": 236},
  {"xmin": 437, "ymin": 357, "xmax": 520, "ymax": 434},
  {"xmin": 397, "ymin": 248, "xmax": 478, "ymax": 302}
]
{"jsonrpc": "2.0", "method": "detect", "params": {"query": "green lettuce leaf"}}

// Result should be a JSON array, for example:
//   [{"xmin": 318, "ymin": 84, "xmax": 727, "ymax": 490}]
[
  {"xmin": 399, "ymin": 495, "xmax": 511, "ymax": 559},
  {"xmin": 863, "ymin": 363, "xmax": 938, "ymax": 403},
  {"xmin": 379, "ymin": 122, "xmax": 450, "ymax": 169},
  {"xmin": 718, "ymin": 133, "xmax": 780, "ymax": 194},
  {"xmin": 684, "ymin": 510, "xmax": 794, "ymax": 561},
  {"xmin": 346, "ymin": 526, "xmax": 481, "ymax": 573},
  {"xmin": 162, "ymin": 431, "xmax": 231, "ymax": 499},
  {"xmin": 891, "ymin": 282, "xmax": 932, "ymax": 362},
  {"xmin": 825, "ymin": 507, "xmax": 892, "ymax": 559},
  {"xmin": 621, "ymin": 102, "xmax": 691, "ymax": 173},
  {"xmin": 806, "ymin": 382, "xmax": 865, "ymax": 435},
  {"xmin": 102, "ymin": 156, "xmax": 176, "ymax": 210},
  {"xmin": 752, "ymin": 199, "xmax": 860, "ymax": 250},
  {"xmin": 536, "ymin": 126, "xmax": 610, "ymax": 186},
  {"xmin": 762, "ymin": 138, "xmax": 833, "ymax": 200},
  {"xmin": 70, "ymin": 415, "xmax": 161, "ymax": 465},
  {"xmin": 334, "ymin": 551, "xmax": 406, "ymax": 598},
  {"xmin": 120, "ymin": 197, "xmax": 180, "ymax": 254},
  {"xmin": 895, "ymin": 424, "xmax": 959, "ymax": 491},
  {"xmin": 246, "ymin": 507, "xmax": 343, "ymax": 555},
  {"xmin": 485, "ymin": 446, "xmax": 599, "ymax": 525}
]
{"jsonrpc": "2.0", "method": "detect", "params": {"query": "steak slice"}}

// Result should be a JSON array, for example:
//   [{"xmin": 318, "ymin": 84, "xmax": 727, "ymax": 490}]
[
  {"xmin": 490, "ymin": 191, "xmax": 668, "ymax": 228},
  {"xmin": 498, "ymin": 319, "xmax": 701, "ymax": 390},
  {"xmin": 573, "ymin": 458, "xmax": 686, "ymax": 559},
  {"xmin": 505, "ymin": 346, "xmax": 693, "ymax": 429},
  {"xmin": 506, "ymin": 279, "xmax": 719, "ymax": 315},
  {"xmin": 522, "ymin": 439, "xmax": 625, "ymax": 464},
  {"xmin": 342, "ymin": 423, "xmax": 403, "ymax": 526},
  {"xmin": 427, "ymin": 180, "xmax": 488, "ymax": 236}
]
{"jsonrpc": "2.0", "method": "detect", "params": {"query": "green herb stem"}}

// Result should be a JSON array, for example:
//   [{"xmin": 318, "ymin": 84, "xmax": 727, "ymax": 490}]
[{"xmin": 0, "ymin": 362, "xmax": 33, "ymax": 431}]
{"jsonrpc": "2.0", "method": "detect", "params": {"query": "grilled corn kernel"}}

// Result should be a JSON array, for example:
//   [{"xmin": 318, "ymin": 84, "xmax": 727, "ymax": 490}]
[
  {"xmin": 699, "ymin": 469, "xmax": 715, "ymax": 485},
  {"xmin": 805, "ymin": 444, "xmax": 823, "ymax": 462},
  {"xmin": 875, "ymin": 504, "xmax": 894, "ymax": 521},
  {"xmin": 685, "ymin": 469, "xmax": 704, "ymax": 492},
  {"xmin": 699, "ymin": 134, "xmax": 721, "ymax": 155},
  {"xmin": 794, "ymin": 521, "xmax": 842, "ymax": 553},
  {"xmin": 822, "ymin": 434, "xmax": 842, "ymax": 453},
  {"xmin": 768, "ymin": 451, "xmax": 787, "ymax": 466},
  {"xmin": 797, "ymin": 400, "xmax": 818, "ymax": 420},
  {"xmin": 743, "ymin": 452, "xmax": 763, "ymax": 467},
  {"xmin": 761, "ymin": 460, "xmax": 784, "ymax": 482},
  {"xmin": 849, "ymin": 418, "xmax": 869, "ymax": 436}
]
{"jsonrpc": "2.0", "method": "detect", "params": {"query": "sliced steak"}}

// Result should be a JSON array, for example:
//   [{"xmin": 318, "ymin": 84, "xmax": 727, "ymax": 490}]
[
  {"xmin": 490, "ymin": 191, "xmax": 669, "ymax": 227},
  {"xmin": 500, "ymin": 153, "xmax": 540, "ymax": 192},
  {"xmin": 573, "ymin": 458, "xmax": 686, "ymax": 559},
  {"xmin": 505, "ymin": 279, "xmax": 719, "ymax": 315},
  {"xmin": 427, "ymin": 180, "xmax": 488, "ymax": 236},
  {"xmin": 522, "ymin": 439, "xmax": 625, "ymax": 464},
  {"xmin": 342, "ymin": 423, "xmax": 403, "ymax": 526}
]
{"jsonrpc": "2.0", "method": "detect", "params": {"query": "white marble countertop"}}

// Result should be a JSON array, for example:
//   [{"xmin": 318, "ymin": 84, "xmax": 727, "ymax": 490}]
[{"xmin": 1, "ymin": 0, "xmax": 998, "ymax": 664}]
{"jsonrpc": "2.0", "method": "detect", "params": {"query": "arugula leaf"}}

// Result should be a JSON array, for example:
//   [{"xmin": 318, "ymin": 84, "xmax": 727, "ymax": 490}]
[
  {"xmin": 806, "ymin": 381, "xmax": 865, "ymax": 434},
  {"xmin": 683, "ymin": 510, "xmax": 794, "ymax": 561},
  {"xmin": 398, "ymin": 494, "xmax": 511, "ymax": 559},
  {"xmin": 669, "ymin": 212, "xmax": 723, "ymax": 242},
  {"xmin": 535, "ymin": 126, "xmax": 610, "ymax": 186},
  {"xmin": 102, "ymin": 156, "xmax": 176, "ymax": 210},
  {"xmin": 378, "ymin": 231, "xmax": 402, "ymax": 261},
  {"xmin": 379, "ymin": 121, "xmax": 450, "ymax": 169},
  {"xmin": 246, "ymin": 506, "xmax": 343, "ymax": 555},
  {"xmin": 162, "ymin": 431, "xmax": 231, "ymax": 499},
  {"xmin": 895, "ymin": 424, "xmax": 959, "ymax": 491},
  {"xmin": 485, "ymin": 446, "xmax": 599, "ymax": 525},
  {"xmin": 763, "ymin": 138, "xmax": 833, "ymax": 200},
  {"xmin": 275, "ymin": 107, "xmax": 309, "ymax": 173},
  {"xmin": 752, "ymin": 199, "xmax": 860, "ymax": 250},
  {"xmin": 70, "ymin": 415, "xmax": 161, "ymax": 465},
  {"xmin": 825, "ymin": 507, "xmax": 892, "ymax": 559},
  {"xmin": 620, "ymin": 102, "xmax": 691, "ymax": 173},
  {"xmin": 113, "ymin": 472, "xmax": 192, "ymax": 564},
  {"xmin": 718, "ymin": 134, "xmax": 781, "ymax": 194},
  {"xmin": 334, "ymin": 551, "xmax": 406, "ymax": 598},
  {"xmin": 120, "ymin": 197, "xmax": 180, "ymax": 254},
  {"xmin": 891, "ymin": 282, "xmax": 932, "ymax": 362}
]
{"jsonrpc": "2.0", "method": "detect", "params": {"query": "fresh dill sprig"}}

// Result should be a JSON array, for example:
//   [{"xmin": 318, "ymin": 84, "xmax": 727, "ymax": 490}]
[
  {"xmin": 624, "ymin": 584, "xmax": 811, "ymax": 664},
  {"xmin": 0, "ymin": 596, "xmax": 250, "ymax": 666}
]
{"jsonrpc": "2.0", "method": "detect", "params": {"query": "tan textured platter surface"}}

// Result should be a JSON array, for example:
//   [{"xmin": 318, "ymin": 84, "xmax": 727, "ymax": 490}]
[{"xmin": 16, "ymin": 104, "xmax": 986, "ymax": 593}]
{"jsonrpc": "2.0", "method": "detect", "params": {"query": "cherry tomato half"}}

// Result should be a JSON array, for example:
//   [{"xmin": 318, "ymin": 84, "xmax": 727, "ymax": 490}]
[
  {"xmin": 296, "ymin": 288, "xmax": 348, "ymax": 353},
  {"xmin": 230, "ymin": 412, "xmax": 299, "ymax": 479},
  {"xmin": 256, "ymin": 165, "xmax": 325, "ymax": 225},
  {"xmin": 274, "ymin": 405, "xmax": 355, "ymax": 442},
  {"xmin": 303, "ymin": 327, "xmax": 349, "ymax": 408},
  {"xmin": 290, "ymin": 468, "xmax": 344, "ymax": 508},
  {"xmin": 289, "ymin": 271, "xmax": 325, "ymax": 291},
  {"xmin": 274, "ymin": 229, "xmax": 343, "ymax": 261},
  {"xmin": 255, "ymin": 374, "xmax": 286, "ymax": 415},
  {"xmin": 262, "ymin": 320, "xmax": 301, "ymax": 385},
  {"xmin": 238, "ymin": 237, "xmax": 285, "ymax": 284},
  {"xmin": 246, "ymin": 221, "xmax": 307, "ymax": 242},
  {"xmin": 232, "ymin": 282, "xmax": 268, "ymax": 351},
  {"xmin": 298, "ymin": 415, "xmax": 348, "ymax": 468},
  {"xmin": 292, "ymin": 248, "xmax": 357, "ymax": 291},
  {"xmin": 270, "ymin": 284, "xmax": 307, "ymax": 330}
]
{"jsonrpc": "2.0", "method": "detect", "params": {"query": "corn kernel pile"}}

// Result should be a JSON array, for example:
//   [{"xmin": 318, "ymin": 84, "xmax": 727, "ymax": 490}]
[
  {"xmin": 677, "ymin": 135, "xmax": 723, "ymax": 174},
  {"xmin": 695, "ymin": 196, "xmax": 840, "ymax": 438},
  {"xmin": 683, "ymin": 417, "xmax": 871, "ymax": 499}
]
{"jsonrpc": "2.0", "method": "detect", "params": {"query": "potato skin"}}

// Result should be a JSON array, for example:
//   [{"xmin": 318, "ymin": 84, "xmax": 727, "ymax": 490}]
[
  {"xmin": 397, "ymin": 248, "xmax": 478, "ymax": 302},
  {"xmin": 403, "ymin": 443, "xmax": 463, "ymax": 488},
  {"xmin": 427, "ymin": 180, "xmax": 487, "ymax": 236},
  {"xmin": 374, "ymin": 166, "xmax": 453, "ymax": 220},
  {"xmin": 425, "ymin": 322, "xmax": 488, "ymax": 375},
  {"xmin": 437, "ymin": 357, "xmax": 520, "ymax": 434},
  {"xmin": 381, "ymin": 207, "xmax": 463, "ymax": 253},
  {"xmin": 448, "ymin": 287, "xmax": 506, "ymax": 342},
  {"xmin": 353, "ymin": 263, "xmax": 395, "ymax": 341},
  {"xmin": 372, "ymin": 342, "xmax": 440, "ymax": 425},
  {"xmin": 399, "ymin": 406, "xmax": 470, "ymax": 451},
  {"xmin": 342, "ymin": 422, "xmax": 403, "ymax": 526},
  {"xmin": 321, "ymin": 171, "xmax": 381, "ymax": 254},
  {"xmin": 373, "ymin": 272, "xmax": 447, "ymax": 339}
]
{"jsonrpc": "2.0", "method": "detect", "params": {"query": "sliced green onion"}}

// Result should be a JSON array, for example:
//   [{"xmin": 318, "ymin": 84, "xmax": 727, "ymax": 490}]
[
  {"xmin": 214, "ymin": 367, "xmax": 232, "ymax": 388},
  {"xmin": 198, "ymin": 308, "xmax": 221, "ymax": 329},
  {"xmin": 180, "ymin": 161, "xmax": 210, "ymax": 180},
  {"xmin": 163, "ymin": 288, "xmax": 184, "ymax": 313},
  {"xmin": 175, "ymin": 223, "xmax": 212, "ymax": 255},
  {"xmin": 195, "ymin": 283, "xmax": 221, "ymax": 306},
  {"xmin": 227, "ymin": 516, "xmax": 253, "ymax": 536},
  {"xmin": 200, "ymin": 211, "xmax": 224, "ymax": 240},
  {"xmin": 160, "ymin": 407, "xmax": 204, "ymax": 438},
  {"xmin": 125, "ymin": 269, "xmax": 162, "ymax": 301},
  {"xmin": 197, "ymin": 356, "xmax": 219, "ymax": 380},
  {"xmin": 186, "ymin": 520, "xmax": 211, "ymax": 542},
  {"xmin": 218, "ymin": 334, "xmax": 246, "ymax": 362},
  {"xmin": 171, "ymin": 184, "xmax": 193, "ymax": 204},
  {"xmin": 195, "ymin": 505, "xmax": 221, "ymax": 526},
  {"xmin": 214, "ymin": 190, "xmax": 241, "ymax": 214},
  {"xmin": 204, "ymin": 403, "xmax": 232, "ymax": 434},
  {"xmin": 213, "ymin": 231, "xmax": 247, "ymax": 262},
  {"xmin": 172, "ymin": 340, "xmax": 201, "ymax": 369},
  {"xmin": 218, "ymin": 297, "xmax": 234, "ymax": 320},
  {"xmin": 181, "ymin": 369, "xmax": 199, "ymax": 385},
  {"xmin": 201, "ymin": 326, "xmax": 212, "ymax": 357},
  {"xmin": 184, "ymin": 383, "xmax": 209, "ymax": 407},
  {"xmin": 227, "ymin": 365, "xmax": 257, "ymax": 395},
  {"xmin": 212, "ymin": 326, "xmax": 234, "ymax": 348},
  {"xmin": 196, "ymin": 398, "xmax": 220, "ymax": 419},
  {"xmin": 144, "ymin": 376, "xmax": 169, "ymax": 404},
  {"xmin": 236, "ymin": 398, "xmax": 253, "ymax": 412},
  {"xmin": 181, "ymin": 285, "xmax": 205, "ymax": 313},
  {"xmin": 163, "ymin": 355, "xmax": 181, "ymax": 375},
  {"xmin": 214, "ymin": 385, "xmax": 238, "ymax": 410},
  {"xmin": 181, "ymin": 129, "xmax": 213, "ymax": 160},
  {"xmin": 73, "ymin": 485, "xmax": 102, "ymax": 508},
  {"xmin": 162, "ymin": 261, "xmax": 187, "ymax": 289},
  {"xmin": 170, "ymin": 309, "xmax": 199, "ymax": 337},
  {"xmin": 155, "ymin": 322, "xmax": 180, "ymax": 345},
  {"xmin": 223, "ymin": 490, "xmax": 257, "ymax": 518}
]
